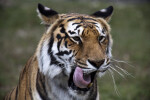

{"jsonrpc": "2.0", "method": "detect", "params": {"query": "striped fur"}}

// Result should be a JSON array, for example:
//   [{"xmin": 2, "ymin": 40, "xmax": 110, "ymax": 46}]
[{"xmin": 4, "ymin": 4, "xmax": 113, "ymax": 100}]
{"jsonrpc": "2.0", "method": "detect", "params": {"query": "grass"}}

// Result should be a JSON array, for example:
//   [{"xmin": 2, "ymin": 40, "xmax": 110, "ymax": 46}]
[{"xmin": 0, "ymin": 0, "xmax": 150, "ymax": 100}]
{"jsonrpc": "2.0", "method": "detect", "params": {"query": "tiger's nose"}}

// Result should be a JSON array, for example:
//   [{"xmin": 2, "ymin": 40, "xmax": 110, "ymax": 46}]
[{"xmin": 88, "ymin": 59, "xmax": 105, "ymax": 68}]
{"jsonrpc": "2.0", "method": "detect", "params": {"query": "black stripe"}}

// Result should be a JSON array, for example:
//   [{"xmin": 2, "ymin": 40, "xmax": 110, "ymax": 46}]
[
  {"xmin": 83, "ymin": 18, "xmax": 97, "ymax": 21},
  {"xmin": 29, "ymin": 69, "xmax": 33, "ymax": 100},
  {"xmin": 68, "ymin": 30, "xmax": 76, "ymax": 35},
  {"xmin": 9, "ymin": 88, "xmax": 16, "ymax": 100},
  {"xmin": 38, "ymin": 71, "xmax": 47, "ymax": 95},
  {"xmin": 106, "ymin": 35, "xmax": 110, "ymax": 54},
  {"xmin": 64, "ymin": 15, "xmax": 72, "ymax": 18},
  {"xmin": 81, "ymin": 29, "xmax": 85, "ymax": 36},
  {"xmin": 9, "ymin": 89, "xmax": 14, "ymax": 100},
  {"xmin": 75, "ymin": 25, "xmax": 82, "ymax": 30},
  {"xmin": 77, "ymin": 30, "xmax": 80, "ymax": 35},
  {"xmin": 50, "ymin": 52, "xmax": 60, "ymax": 65},
  {"xmin": 73, "ymin": 50, "xmax": 78, "ymax": 56},
  {"xmin": 48, "ymin": 34, "xmax": 54, "ymax": 54},
  {"xmin": 56, "ymin": 34, "xmax": 64, "ymax": 52},
  {"xmin": 69, "ymin": 56, "xmax": 73, "ymax": 62},
  {"xmin": 56, "ymin": 50, "xmax": 72, "ymax": 56},
  {"xmin": 60, "ymin": 24, "xmax": 66, "ymax": 34},
  {"xmin": 65, "ymin": 41, "xmax": 68, "ymax": 48},
  {"xmin": 59, "ymin": 24, "xmax": 69, "ymax": 39},
  {"xmin": 28, "ymin": 87, "xmax": 33, "ymax": 100},
  {"xmin": 88, "ymin": 22, "xmax": 97, "ymax": 25},
  {"xmin": 67, "ymin": 17, "xmax": 80, "ymax": 22},
  {"xmin": 48, "ymin": 31, "xmax": 62, "ymax": 65},
  {"xmin": 9, "ymin": 94, "xmax": 11, "ymax": 100},
  {"xmin": 15, "ymin": 86, "xmax": 18, "ymax": 100},
  {"xmin": 72, "ymin": 21, "xmax": 97, "ymax": 26},
  {"xmin": 57, "ymin": 39, "xmax": 62, "ymax": 52},
  {"xmin": 36, "ymin": 70, "xmax": 50, "ymax": 100},
  {"xmin": 25, "ymin": 83, "xmax": 27, "ymax": 100},
  {"xmin": 76, "ymin": 61, "xmax": 87, "ymax": 66},
  {"xmin": 56, "ymin": 34, "xmax": 61, "ymax": 40},
  {"xmin": 72, "ymin": 22, "xmax": 81, "ymax": 25}
]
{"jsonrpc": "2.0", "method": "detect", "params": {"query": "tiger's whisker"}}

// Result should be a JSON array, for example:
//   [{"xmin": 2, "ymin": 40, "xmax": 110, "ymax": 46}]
[
  {"xmin": 109, "ymin": 65, "xmax": 125, "ymax": 78},
  {"xmin": 108, "ymin": 69, "xmax": 120, "ymax": 96},
  {"xmin": 111, "ymin": 58, "xmax": 135, "ymax": 68},
  {"xmin": 113, "ymin": 65, "xmax": 135, "ymax": 78}
]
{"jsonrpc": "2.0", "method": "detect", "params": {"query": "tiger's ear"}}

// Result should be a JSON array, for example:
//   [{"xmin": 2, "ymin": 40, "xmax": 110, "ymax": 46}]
[
  {"xmin": 91, "ymin": 6, "xmax": 113, "ymax": 22},
  {"xmin": 37, "ymin": 3, "xmax": 59, "ymax": 25}
]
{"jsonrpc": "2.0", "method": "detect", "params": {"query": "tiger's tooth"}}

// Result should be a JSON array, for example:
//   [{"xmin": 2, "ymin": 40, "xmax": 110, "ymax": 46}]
[{"xmin": 88, "ymin": 83, "xmax": 93, "ymax": 88}]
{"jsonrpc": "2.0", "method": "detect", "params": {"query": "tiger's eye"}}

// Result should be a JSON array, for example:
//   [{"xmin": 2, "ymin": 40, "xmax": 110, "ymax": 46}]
[
  {"xmin": 99, "ymin": 36, "xmax": 105, "ymax": 43},
  {"xmin": 72, "ymin": 36, "xmax": 82, "ymax": 43}
]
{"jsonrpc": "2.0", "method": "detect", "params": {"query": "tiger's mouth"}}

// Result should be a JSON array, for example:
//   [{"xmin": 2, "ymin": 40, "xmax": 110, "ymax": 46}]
[{"xmin": 68, "ymin": 67, "xmax": 97, "ymax": 92}]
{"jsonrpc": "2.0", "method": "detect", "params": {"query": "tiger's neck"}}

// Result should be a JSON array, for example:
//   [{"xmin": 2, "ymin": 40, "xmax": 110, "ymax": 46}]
[
  {"xmin": 36, "ymin": 68, "xmax": 71, "ymax": 100},
  {"xmin": 37, "ymin": 73, "xmax": 99, "ymax": 100}
]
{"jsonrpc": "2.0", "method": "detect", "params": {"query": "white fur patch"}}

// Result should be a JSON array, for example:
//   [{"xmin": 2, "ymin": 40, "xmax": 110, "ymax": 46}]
[
  {"xmin": 44, "ymin": 6, "xmax": 51, "ymax": 11},
  {"xmin": 37, "ymin": 40, "xmax": 62, "ymax": 79},
  {"xmin": 86, "ymin": 61, "xmax": 97, "ymax": 70},
  {"xmin": 67, "ymin": 22, "xmax": 84, "ymax": 37},
  {"xmin": 52, "ymin": 42, "xmax": 59, "ymax": 53},
  {"xmin": 95, "ymin": 23, "xmax": 106, "ymax": 36},
  {"xmin": 37, "ymin": 40, "xmax": 51, "ymax": 75},
  {"xmin": 82, "ymin": 60, "xmax": 97, "ymax": 74},
  {"xmin": 33, "ymin": 91, "xmax": 42, "ymax": 100},
  {"xmin": 100, "ymin": 9, "xmax": 107, "ymax": 12},
  {"xmin": 36, "ymin": 9, "xmax": 43, "ymax": 23},
  {"xmin": 36, "ymin": 8, "xmax": 47, "ymax": 25},
  {"xmin": 107, "ymin": 38, "xmax": 113, "ymax": 58},
  {"xmin": 47, "ymin": 65, "xmax": 62, "ymax": 79}
]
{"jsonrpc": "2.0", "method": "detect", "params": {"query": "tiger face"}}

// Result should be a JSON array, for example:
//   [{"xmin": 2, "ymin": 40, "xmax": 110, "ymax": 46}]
[{"xmin": 37, "ymin": 3, "xmax": 113, "ymax": 99}]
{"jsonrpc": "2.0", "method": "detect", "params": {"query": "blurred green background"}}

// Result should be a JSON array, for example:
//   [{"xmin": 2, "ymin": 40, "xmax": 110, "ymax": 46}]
[{"xmin": 0, "ymin": 0, "xmax": 150, "ymax": 100}]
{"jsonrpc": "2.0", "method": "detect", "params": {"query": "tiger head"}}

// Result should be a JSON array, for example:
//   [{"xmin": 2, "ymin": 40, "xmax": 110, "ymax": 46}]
[{"xmin": 36, "ymin": 3, "xmax": 113, "ymax": 97}]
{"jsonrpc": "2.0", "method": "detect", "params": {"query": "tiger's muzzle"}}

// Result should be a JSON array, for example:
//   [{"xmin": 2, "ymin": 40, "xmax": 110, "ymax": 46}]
[{"xmin": 68, "ymin": 58, "xmax": 110, "ymax": 93}]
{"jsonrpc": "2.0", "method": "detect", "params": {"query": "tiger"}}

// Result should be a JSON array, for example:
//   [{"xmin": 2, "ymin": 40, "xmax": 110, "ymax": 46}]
[{"xmin": 4, "ymin": 3, "xmax": 113, "ymax": 100}]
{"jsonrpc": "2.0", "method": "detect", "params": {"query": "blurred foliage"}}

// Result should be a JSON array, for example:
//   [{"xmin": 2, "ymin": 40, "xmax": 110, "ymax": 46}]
[{"xmin": 0, "ymin": 0, "xmax": 150, "ymax": 100}]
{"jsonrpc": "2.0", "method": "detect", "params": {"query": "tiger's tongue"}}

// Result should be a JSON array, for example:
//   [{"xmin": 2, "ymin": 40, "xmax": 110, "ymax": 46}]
[{"xmin": 73, "ymin": 67, "xmax": 91, "ymax": 88}]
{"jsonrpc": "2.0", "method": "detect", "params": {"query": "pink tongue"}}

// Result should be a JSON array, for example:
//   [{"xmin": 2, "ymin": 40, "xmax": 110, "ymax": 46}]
[{"xmin": 73, "ymin": 67, "xmax": 91, "ymax": 88}]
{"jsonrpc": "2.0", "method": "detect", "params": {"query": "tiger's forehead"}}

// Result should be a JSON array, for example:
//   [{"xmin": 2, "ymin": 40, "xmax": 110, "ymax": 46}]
[
  {"xmin": 46, "ymin": 14, "xmax": 110, "ymax": 38},
  {"xmin": 61, "ymin": 15, "xmax": 107, "ymax": 37}
]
